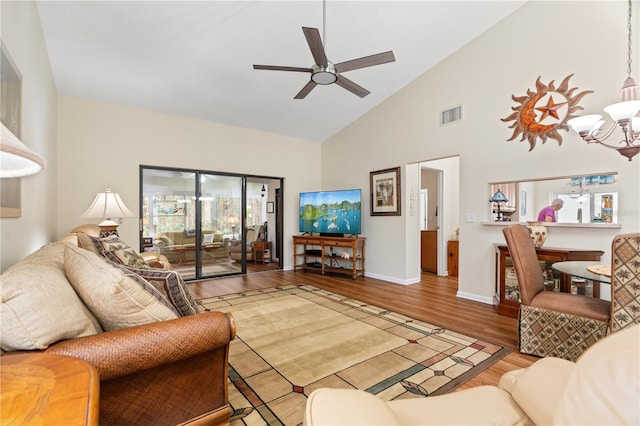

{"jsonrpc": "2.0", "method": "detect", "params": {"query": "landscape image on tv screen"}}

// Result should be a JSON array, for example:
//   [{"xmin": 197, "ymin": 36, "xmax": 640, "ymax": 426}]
[{"xmin": 299, "ymin": 189, "xmax": 362, "ymax": 235}]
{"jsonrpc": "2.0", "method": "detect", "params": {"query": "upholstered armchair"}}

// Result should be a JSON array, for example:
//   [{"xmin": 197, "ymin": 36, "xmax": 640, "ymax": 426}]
[
  {"xmin": 502, "ymin": 224, "xmax": 610, "ymax": 361},
  {"xmin": 229, "ymin": 227, "xmax": 262, "ymax": 261},
  {"xmin": 611, "ymin": 232, "xmax": 640, "ymax": 332}
]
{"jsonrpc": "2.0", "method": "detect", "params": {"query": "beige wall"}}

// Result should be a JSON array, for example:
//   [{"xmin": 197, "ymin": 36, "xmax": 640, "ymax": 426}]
[
  {"xmin": 2, "ymin": 1, "xmax": 639, "ymax": 306},
  {"xmin": 0, "ymin": 1, "xmax": 58, "ymax": 271},
  {"xmin": 322, "ymin": 1, "xmax": 640, "ymax": 302},
  {"xmin": 56, "ymin": 96, "xmax": 321, "ymax": 266}
]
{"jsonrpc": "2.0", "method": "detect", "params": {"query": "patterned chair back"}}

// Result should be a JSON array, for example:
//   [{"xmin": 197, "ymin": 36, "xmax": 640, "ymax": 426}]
[{"xmin": 611, "ymin": 233, "xmax": 640, "ymax": 332}]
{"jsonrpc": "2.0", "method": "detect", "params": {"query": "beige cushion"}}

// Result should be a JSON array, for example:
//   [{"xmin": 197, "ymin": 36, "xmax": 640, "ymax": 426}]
[
  {"xmin": 554, "ymin": 324, "xmax": 640, "ymax": 425},
  {"xmin": 64, "ymin": 245, "xmax": 179, "ymax": 331},
  {"xmin": 388, "ymin": 386, "xmax": 530, "ymax": 425},
  {"xmin": 502, "ymin": 356, "xmax": 574, "ymax": 425},
  {"xmin": 77, "ymin": 231, "xmax": 100, "ymax": 254},
  {"xmin": 0, "ymin": 242, "xmax": 102, "ymax": 351}
]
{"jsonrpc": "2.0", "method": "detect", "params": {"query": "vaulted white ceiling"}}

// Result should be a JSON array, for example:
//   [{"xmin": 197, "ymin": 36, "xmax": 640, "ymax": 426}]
[{"xmin": 36, "ymin": 1, "xmax": 527, "ymax": 143}]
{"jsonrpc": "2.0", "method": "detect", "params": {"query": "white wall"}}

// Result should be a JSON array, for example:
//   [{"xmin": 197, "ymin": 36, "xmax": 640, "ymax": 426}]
[
  {"xmin": 322, "ymin": 1, "xmax": 640, "ymax": 302},
  {"xmin": 0, "ymin": 1, "xmax": 58, "ymax": 271},
  {"xmin": 56, "ymin": 96, "xmax": 321, "ymax": 268}
]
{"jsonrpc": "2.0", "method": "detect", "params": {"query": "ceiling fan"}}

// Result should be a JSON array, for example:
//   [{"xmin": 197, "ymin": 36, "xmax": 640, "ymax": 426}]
[{"xmin": 253, "ymin": 2, "xmax": 395, "ymax": 99}]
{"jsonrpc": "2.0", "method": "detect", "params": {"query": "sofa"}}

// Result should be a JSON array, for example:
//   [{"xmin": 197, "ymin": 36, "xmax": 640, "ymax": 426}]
[
  {"xmin": 0, "ymin": 232, "xmax": 236, "ymax": 426},
  {"xmin": 153, "ymin": 229, "xmax": 230, "ymax": 263},
  {"xmin": 304, "ymin": 324, "xmax": 640, "ymax": 425}
]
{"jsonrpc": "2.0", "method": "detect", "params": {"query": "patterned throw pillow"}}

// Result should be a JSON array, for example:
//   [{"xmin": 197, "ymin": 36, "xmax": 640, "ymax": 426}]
[
  {"xmin": 110, "ymin": 248, "xmax": 150, "ymax": 268},
  {"xmin": 115, "ymin": 264, "xmax": 199, "ymax": 316},
  {"xmin": 99, "ymin": 235, "xmax": 129, "ymax": 252},
  {"xmin": 77, "ymin": 233, "xmax": 150, "ymax": 269},
  {"xmin": 64, "ymin": 245, "xmax": 179, "ymax": 331}
]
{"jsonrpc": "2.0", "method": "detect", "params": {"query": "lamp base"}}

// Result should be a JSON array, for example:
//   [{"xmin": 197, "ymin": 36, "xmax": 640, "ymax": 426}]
[{"xmin": 98, "ymin": 219, "xmax": 119, "ymax": 237}]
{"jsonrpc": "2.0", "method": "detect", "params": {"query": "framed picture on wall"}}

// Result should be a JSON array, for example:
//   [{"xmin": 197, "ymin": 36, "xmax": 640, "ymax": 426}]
[
  {"xmin": 266, "ymin": 201, "xmax": 274, "ymax": 214},
  {"xmin": 370, "ymin": 167, "xmax": 401, "ymax": 216},
  {"xmin": 1, "ymin": 42, "xmax": 23, "ymax": 218}
]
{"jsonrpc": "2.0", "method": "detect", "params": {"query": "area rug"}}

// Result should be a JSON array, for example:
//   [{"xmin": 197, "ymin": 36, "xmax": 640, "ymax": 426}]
[{"xmin": 197, "ymin": 285, "xmax": 511, "ymax": 426}]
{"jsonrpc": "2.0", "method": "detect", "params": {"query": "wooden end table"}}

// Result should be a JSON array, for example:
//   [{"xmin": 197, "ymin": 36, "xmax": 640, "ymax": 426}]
[
  {"xmin": 1, "ymin": 353, "xmax": 99, "ymax": 425},
  {"xmin": 253, "ymin": 241, "xmax": 272, "ymax": 264}
]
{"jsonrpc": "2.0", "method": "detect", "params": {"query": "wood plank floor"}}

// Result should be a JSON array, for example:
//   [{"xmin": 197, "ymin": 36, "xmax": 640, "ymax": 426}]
[{"xmin": 188, "ymin": 269, "xmax": 538, "ymax": 390}]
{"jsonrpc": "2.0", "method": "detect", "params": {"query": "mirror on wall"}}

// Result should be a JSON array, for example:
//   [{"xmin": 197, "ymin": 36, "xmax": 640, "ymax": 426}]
[{"xmin": 489, "ymin": 172, "xmax": 619, "ymax": 224}]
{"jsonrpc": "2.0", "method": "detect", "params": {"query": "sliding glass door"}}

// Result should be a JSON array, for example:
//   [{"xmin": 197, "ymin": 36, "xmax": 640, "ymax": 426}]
[{"xmin": 140, "ymin": 166, "xmax": 243, "ymax": 280}]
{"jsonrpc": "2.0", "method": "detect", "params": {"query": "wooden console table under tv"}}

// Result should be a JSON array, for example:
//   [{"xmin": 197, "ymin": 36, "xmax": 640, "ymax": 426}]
[
  {"xmin": 494, "ymin": 244, "xmax": 604, "ymax": 318},
  {"xmin": 293, "ymin": 235, "xmax": 365, "ymax": 280}
]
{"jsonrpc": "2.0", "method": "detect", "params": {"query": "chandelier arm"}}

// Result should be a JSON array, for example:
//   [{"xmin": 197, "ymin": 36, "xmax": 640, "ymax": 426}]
[{"xmin": 581, "ymin": 122, "xmax": 618, "ymax": 144}]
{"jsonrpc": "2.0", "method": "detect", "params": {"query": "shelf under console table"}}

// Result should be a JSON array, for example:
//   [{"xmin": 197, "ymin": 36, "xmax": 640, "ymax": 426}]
[
  {"xmin": 293, "ymin": 235, "xmax": 365, "ymax": 280},
  {"xmin": 494, "ymin": 244, "xmax": 604, "ymax": 318}
]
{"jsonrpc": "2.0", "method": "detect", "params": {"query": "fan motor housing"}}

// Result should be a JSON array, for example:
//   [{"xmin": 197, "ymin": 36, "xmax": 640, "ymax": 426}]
[{"xmin": 312, "ymin": 63, "xmax": 337, "ymax": 85}]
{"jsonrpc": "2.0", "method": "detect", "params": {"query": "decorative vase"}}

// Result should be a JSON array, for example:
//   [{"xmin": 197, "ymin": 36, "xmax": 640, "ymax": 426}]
[{"xmin": 526, "ymin": 221, "xmax": 547, "ymax": 248}]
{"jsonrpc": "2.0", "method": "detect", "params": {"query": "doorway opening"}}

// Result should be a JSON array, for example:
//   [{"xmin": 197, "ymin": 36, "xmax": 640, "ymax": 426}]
[{"xmin": 418, "ymin": 156, "xmax": 460, "ymax": 278}]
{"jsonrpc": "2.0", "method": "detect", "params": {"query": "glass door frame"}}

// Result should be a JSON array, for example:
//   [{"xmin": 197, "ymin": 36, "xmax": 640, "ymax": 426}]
[{"xmin": 139, "ymin": 165, "xmax": 283, "ymax": 280}]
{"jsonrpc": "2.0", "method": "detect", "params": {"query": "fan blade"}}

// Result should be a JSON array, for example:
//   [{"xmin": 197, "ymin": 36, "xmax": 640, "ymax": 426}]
[
  {"xmin": 302, "ymin": 27, "xmax": 328, "ymax": 66},
  {"xmin": 334, "ymin": 51, "xmax": 395, "ymax": 73},
  {"xmin": 253, "ymin": 65, "xmax": 313, "ymax": 73},
  {"xmin": 335, "ymin": 75, "xmax": 370, "ymax": 98},
  {"xmin": 294, "ymin": 80, "xmax": 317, "ymax": 99}
]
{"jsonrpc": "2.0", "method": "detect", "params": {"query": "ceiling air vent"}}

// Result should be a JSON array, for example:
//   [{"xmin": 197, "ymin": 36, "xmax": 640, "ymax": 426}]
[{"xmin": 440, "ymin": 105, "xmax": 462, "ymax": 126}]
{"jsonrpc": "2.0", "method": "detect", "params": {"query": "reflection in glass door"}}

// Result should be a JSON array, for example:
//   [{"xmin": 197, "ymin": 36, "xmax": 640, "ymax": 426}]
[
  {"xmin": 140, "ymin": 167, "xmax": 243, "ymax": 280},
  {"xmin": 199, "ymin": 173, "xmax": 243, "ymax": 278}
]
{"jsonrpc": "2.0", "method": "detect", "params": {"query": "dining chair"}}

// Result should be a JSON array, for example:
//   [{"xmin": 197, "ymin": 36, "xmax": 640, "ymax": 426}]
[
  {"xmin": 611, "ymin": 232, "xmax": 640, "ymax": 333},
  {"xmin": 502, "ymin": 224, "xmax": 610, "ymax": 361}
]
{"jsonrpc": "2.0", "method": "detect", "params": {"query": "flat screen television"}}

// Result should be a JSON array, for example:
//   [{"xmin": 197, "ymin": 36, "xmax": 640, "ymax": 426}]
[{"xmin": 299, "ymin": 189, "xmax": 362, "ymax": 236}]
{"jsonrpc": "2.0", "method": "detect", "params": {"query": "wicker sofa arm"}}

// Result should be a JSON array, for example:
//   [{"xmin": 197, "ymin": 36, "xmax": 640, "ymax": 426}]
[{"xmin": 46, "ymin": 311, "xmax": 236, "ymax": 381}]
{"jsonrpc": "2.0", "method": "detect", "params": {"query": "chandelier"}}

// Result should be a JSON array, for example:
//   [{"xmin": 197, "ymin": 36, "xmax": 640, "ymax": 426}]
[
  {"xmin": 568, "ymin": 180, "xmax": 592, "ymax": 204},
  {"xmin": 567, "ymin": 0, "xmax": 640, "ymax": 161}
]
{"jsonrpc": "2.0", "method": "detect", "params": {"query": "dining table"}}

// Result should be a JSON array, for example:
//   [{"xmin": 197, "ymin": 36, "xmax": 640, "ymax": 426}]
[{"xmin": 551, "ymin": 260, "xmax": 611, "ymax": 298}]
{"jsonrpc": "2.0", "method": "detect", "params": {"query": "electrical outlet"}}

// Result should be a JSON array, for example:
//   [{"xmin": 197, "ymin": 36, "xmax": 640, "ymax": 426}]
[{"xmin": 465, "ymin": 213, "xmax": 476, "ymax": 223}]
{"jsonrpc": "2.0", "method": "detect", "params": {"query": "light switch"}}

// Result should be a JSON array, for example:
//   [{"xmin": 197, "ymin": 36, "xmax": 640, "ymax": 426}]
[{"xmin": 465, "ymin": 213, "xmax": 476, "ymax": 223}]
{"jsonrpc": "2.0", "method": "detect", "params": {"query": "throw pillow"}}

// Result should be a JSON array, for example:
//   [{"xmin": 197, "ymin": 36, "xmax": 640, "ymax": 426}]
[
  {"xmin": 64, "ymin": 245, "xmax": 179, "ymax": 331},
  {"xmin": 110, "ymin": 247, "xmax": 150, "ymax": 268},
  {"xmin": 77, "ymin": 233, "xmax": 150, "ymax": 269},
  {"xmin": 0, "ymin": 242, "xmax": 103, "ymax": 351},
  {"xmin": 203, "ymin": 233, "xmax": 214, "ymax": 244},
  {"xmin": 99, "ymin": 235, "xmax": 129, "ymax": 252},
  {"xmin": 115, "ymin": 264, "xmax": 199, "ymax": 316},
  {"xmin": 76, "ymin": 231, "xmax": 101, "ymax": 255}
]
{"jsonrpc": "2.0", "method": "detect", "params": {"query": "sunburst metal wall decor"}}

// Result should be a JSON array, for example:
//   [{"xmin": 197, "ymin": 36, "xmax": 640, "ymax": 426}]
[{"xmin": 501, "ymin": 74, "xmax": 592, "ymax": 151}]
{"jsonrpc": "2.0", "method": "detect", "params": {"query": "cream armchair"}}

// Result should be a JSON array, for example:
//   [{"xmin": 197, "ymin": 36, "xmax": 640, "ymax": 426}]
[
  {"xmin": 304, "ymin": 324, "xmax": 639, "ymax": 426},
  {"xmin": 230, "ymin": 226, "xmax": 263, "ymax": 261}
]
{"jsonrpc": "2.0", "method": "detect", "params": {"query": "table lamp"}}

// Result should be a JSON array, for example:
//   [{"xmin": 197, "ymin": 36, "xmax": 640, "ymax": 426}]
[
  {"xmin": 81, "ymin": 188, "xmax": 134, "ymax": 237},
  {"xmin": 490, "ymin": 189, "xmax": 509, "ymax": 222},
  {"xmin": 228, "ymin": 215, "xmax": 239, "ymax": 240}
]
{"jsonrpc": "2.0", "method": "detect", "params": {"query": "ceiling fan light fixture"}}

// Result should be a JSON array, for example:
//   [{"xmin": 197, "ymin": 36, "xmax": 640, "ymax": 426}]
[{"xmin": 311, "ymin": 63, "xmax": 337, "ymax": 85}]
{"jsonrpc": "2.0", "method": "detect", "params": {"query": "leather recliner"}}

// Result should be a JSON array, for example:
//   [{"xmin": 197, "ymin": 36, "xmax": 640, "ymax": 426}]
[{"xmin": 304, "ymin": 324, "xmax": 640, "ymax": 426}]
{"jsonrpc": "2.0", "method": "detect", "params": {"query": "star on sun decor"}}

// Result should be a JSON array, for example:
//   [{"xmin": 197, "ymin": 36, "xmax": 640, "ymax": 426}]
[{"xmin": 501, "ymin": 74, "xmax": 593, "ymax": 151}]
